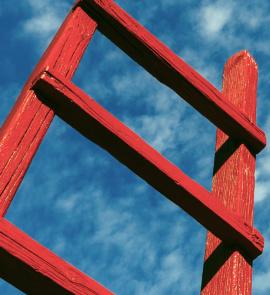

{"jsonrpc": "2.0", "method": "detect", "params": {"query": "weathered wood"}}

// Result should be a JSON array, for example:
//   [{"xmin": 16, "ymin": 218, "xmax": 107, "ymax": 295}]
[
  {"xmin": 201, "ymin": 51, "xmax": 258, "ymax": 294},
  {"xmin": 0, "ymin": 7, "xmax": 97, "ymax": 217},
  {"xmin": 0, "ymin": 218, "xmax": 112, "ymax": 294},
  {"xmin": 32, "ymin": 69, "xmax": 263, "ymax": 259},
  {"xmin": 76, "ymin": 0, "xmax": 266, "ymax": 153},
  {"xmin": 0, "ymin": 1, "xmax": 264, "ymax": 293}
]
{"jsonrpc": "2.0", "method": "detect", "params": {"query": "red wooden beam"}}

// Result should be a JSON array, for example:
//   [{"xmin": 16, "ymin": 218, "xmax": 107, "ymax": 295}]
[
  {"xmin": 0, "ymin": 218, "xmax": 112, "ymax": 294},
  {"xmin": 201, "ymin": 51, "xmax": 258, "ymax": 294},
  {"xmin": 0, "ymin": 6, "xmax": 97, "ymax": 217},
  {"xmin": 75, "ymin": 0, "xmax": 266, "ymax": 154},
  {"xmin": 32, "ymin": 69, "xmax": 263, "ymax": 259}
]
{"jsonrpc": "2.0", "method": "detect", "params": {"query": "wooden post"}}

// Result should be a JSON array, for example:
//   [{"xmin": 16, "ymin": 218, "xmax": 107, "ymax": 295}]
[{"xmin": 201, "ymin": 50, "xmax": 258, "ymax": 294}]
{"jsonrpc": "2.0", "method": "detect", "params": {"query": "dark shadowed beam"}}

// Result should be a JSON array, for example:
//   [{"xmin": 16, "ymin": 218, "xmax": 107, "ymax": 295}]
[{"xmin": 0, "ymin": 218, "xmax": 113, "ymax": 294}]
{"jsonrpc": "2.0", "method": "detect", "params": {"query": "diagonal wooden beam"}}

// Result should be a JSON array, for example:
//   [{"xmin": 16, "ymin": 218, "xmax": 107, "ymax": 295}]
[
  {"xmin": 0, "ymin": 6, "xmax": 97, "ymax": 217},
  {"xmin": 75, "ymin": 0, "xmax": 266, "ymax": 154},
  {"xmin": 0, "ymin": 218, "xmax": 112, "ymax": 294},
  {"xmin": 32, "ymin": 70, "xmax": 263, "ymax": 259}
]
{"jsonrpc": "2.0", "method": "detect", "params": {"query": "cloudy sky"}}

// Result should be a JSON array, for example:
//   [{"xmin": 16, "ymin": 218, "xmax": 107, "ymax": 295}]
[{"xmin": 0, "ymin": 0, "xmax": 270, "ymax": 294}]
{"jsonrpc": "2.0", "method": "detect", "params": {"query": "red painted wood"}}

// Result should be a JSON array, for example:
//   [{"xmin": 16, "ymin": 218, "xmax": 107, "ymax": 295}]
[
  {"xmin": 201, "ymin": 51, "xmax": 258, "ymax": 294},
  {"xmin": 0, "ymin": 1, "xmax": 264, "ymax": 293},
  {"xmin": 0, "ymin": 218, "xmax": 113, "ymax": 294},
  {"xmin": 76, "ymin": 0, "xmax": 266, "ymax": 153},
  {"xmin": 32, "ymin": 70, "xmax": 263, "ymax": 259},
  {"xmin": 0, "ymin": 7, "xmax": 97, "ymax": 217}
]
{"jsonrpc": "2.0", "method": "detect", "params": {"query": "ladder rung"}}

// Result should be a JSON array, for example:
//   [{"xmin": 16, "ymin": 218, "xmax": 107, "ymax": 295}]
[
  {"xmin": 0, "ymin": 218, "xmax": 112, "ymax": 294},
  {"xmin": 76, "ymin": 0, "xmax": 266, "ymax": 154},
  {"xmin": 32, "ymin": 70, "xmax": 264, "ymax": 259}
]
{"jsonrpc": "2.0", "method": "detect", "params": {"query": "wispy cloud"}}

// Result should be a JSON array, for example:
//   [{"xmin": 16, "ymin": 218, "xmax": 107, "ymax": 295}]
[
  {"xmin": 198, "ymin": 2, "xmax": 233, "ymax": 38},
  {"xmin": 21, "ymin": 0, "xmax": 72, "ymax": 47},
  {"xmin": 255, "ymin": 115, "xmax": 270, "ymax": 203},
  {"xmin": 195, "ymin": 0, "xmax": 270, "ymax": 56}
]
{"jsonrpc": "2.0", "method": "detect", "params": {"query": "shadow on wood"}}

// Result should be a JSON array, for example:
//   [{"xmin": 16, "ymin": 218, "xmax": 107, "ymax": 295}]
[
  {"xmin": 213, "ymin": 137, "xmax": 241, "ymax": 175},
  {"xmin": 201, "ymin": 241, "xmax": 252, "ymax": 291}
]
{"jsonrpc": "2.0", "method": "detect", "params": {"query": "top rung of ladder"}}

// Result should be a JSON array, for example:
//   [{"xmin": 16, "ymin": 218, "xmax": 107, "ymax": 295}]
[{"xmin": 74, "ymin": 0, "xmax": 266, "ymax": 154}]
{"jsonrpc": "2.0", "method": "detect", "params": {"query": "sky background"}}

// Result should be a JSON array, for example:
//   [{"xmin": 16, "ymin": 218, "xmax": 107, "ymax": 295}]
[{"xmin": 0, "ymin": 0, "xmax": 270, "ymax": 294}]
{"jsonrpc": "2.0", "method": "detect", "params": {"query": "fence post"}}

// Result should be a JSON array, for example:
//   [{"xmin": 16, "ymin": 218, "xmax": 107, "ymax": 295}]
[{"xmin": 201, "ymin": 50, "xmax": 258, "ymax": 294}]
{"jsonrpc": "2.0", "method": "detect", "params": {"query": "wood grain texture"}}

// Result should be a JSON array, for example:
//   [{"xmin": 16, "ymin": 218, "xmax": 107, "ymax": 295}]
[
  {"xmin": 0, "ymin": 218, "xmax": 113, "ymax": 294},
  {"xmin": 76, "ymin": 0, "xmax": 266, "ymax": 153},
  {"xmin": 0, "ymin": 7, "xmax": 97, "ymax": 217},
  {"xmin": 201, "ymin": 51, "xmax": 258, "ymax": 294},
  {"xmin": 32, "ymin": 69, "xmax": 263, "ymax": 259}
]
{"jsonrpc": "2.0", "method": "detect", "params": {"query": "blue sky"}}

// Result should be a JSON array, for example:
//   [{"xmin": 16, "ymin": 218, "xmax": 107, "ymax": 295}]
[{"xmin": 0, "ymin": 0, "xmax": 270, "ymax": 294}]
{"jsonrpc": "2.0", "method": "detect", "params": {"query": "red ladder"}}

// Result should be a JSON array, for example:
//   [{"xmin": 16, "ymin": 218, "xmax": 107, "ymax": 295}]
[{"xmin": 0, "ymin": 1, "xmax": 266, "ymax": 294}]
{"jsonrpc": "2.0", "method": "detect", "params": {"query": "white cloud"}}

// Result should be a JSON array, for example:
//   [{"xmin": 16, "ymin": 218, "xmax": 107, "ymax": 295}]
[
  {"xmin": 198, "ymin": 2, "xmax": 233, "ymax": 38},
  {"xmin": 254, "ymin": 270, "xmax": 270, "ymax": 292},
  {"xmin": 194, "ymin": 0, "xmax": 270, "ymax": 57},
  {"xmin": 255, "ymin": 116, "xmax": 270, "ymax": 203},
  {"xmin": 21, "ymin": 0, "xmax": 71, "ymax": 46},
  {"xmin": 255, "ymin": 181, "xmax": 269, "ymax": 203},
  {"xmin": 23, "ymin": 11, "xmax": 61, "ymax": 37},
  {"xmin": 55, "ymin": 194, "xmax": 79, "ymax": 212},
  {"xmin": 253, "ymin": 238, "xmax": 270, "ymax": 293}
]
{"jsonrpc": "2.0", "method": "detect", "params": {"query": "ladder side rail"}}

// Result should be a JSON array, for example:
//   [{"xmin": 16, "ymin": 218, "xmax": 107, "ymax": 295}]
[
  {"xmin": 201, "ymin": 51, "xmax": 258, "ymax": 294},
  {"xmin": 0, "ymin": 7, "xmax": 97, "ymax": 217}
]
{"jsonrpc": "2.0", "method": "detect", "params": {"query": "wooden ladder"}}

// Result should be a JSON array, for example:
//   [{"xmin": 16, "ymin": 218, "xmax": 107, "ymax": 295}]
[{"xmin": 0, "ymin": 1, "xmax": 266, "ymax": 294}]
